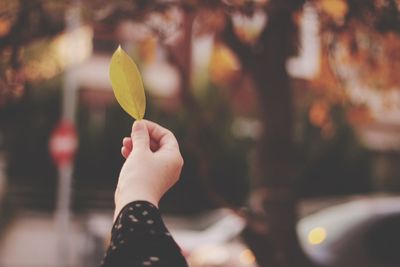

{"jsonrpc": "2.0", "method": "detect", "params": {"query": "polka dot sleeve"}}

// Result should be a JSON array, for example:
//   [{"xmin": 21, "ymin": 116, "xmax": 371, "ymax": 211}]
[{"xmin": 101, "ymin": 201, "xmax": 188, "ymax": 267}]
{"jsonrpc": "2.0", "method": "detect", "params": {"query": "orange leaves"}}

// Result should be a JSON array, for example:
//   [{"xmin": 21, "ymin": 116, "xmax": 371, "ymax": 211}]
[
  {"xmin": 209, "ymin": 43, "xmax": 241, "ymax": 86},
  {"xmin": 346, "ymin": 106, "xmax": 373, "ymax": 125},
  {"xmin": 309, "ymin": 101, "xmax": 329, "ymax": 128},
  {"xmin": 319, "ymin": 0, "xmax": 348, "ymax": 22},
  {"xmin": 0, "ymin": 19, "xmax": 11, "ymax": 37},
  {"xmin": 332, "ymin": 24, "xmax": 400, "ymax": 91},
  {"xmin": 308, "ymin": 100, "xmax": 336, "ymax": 139},
  {"xmin": 376, "ymin": 32, "xmax": 400, "ymax": 89}
]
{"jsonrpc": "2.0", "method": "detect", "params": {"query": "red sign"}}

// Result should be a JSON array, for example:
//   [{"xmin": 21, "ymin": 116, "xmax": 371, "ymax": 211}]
[{"xmin": 49, "ymin": 121, "xmax": 78, "ymax": 167}]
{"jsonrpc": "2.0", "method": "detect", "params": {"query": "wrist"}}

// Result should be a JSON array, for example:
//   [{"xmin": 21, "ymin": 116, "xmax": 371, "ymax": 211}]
[{"xmin": 114, "ymin": 193, "xmax": 159, "ymax": 222}]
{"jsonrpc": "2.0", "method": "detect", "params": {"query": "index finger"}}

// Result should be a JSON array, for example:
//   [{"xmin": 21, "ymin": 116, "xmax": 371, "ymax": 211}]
[{"xmin": 141, "ymin": 120, "xmax": 179, "ymax": 150}]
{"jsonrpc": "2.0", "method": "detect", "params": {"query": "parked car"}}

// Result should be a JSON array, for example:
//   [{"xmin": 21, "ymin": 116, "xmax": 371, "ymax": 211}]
[{"xmin": 297, "ymin": 196, "xmax": 400, "ymax": 267}]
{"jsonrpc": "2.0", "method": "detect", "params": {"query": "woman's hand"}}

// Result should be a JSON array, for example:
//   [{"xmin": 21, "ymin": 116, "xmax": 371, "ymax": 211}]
[{"xmin": 114, "ymin": 120, "xmax": 184, "ymax": 221}]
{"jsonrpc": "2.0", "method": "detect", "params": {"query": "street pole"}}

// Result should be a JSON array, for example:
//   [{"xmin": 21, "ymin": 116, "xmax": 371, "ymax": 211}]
[
  {"xmin": 55, "ymin": 2, "xmax": 81, "ymax": 266},
  {"xmin": 55, "ymin": 164, "xmax": 74, "ymax": 266}
]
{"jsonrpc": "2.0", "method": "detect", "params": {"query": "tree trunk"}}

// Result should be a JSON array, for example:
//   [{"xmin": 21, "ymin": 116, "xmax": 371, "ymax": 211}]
[
  {"xmin": 243, "ymin": 30, "xmax": 314, "ymax": 265},
  {"xmin": 223, "ymin": 1, "xmax": 314, "ymax": 266}
]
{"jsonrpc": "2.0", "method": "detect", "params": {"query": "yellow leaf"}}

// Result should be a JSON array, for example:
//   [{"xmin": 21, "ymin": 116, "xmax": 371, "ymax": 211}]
[{"xmin": 109, "ymin": 45, "xmax": 146, "ymax": 120}]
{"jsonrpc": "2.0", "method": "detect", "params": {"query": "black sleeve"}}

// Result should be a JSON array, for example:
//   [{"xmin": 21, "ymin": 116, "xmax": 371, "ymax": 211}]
[{"xmin": 101, "ymin": 201, "xmax": 189, "ymax": 267}]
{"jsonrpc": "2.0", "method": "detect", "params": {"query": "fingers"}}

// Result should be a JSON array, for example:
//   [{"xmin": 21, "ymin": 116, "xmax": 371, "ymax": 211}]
[
  {"xmin": 150, "ymin": 139, "xmax": 159, "ymax": 152},
  {"xmin": 124, "ymin": 120, "xmax": 179, "ymax": 156},
  {"xmin": 121, "ymin": 137, "xmax": 132, "ymax": 158},
  {"xmin": 123, "ymin": 137, "xmax": 132, "ymax": 150},
  {"xmin": 121, "ymin": 136, "xmax": 158, "ymax": 157},
  {"xmin": 121, "ymin": 146, "xmax": 130, "ymax": 158},
  {"xmin": 141, "ymin": 120, "xmax": 179, "ymax": 150}
]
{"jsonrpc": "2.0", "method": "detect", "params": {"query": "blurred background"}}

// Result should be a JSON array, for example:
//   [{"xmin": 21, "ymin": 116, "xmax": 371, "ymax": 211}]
[{"xmin": 0, "ymin": 0, "xmax": 400, "ymax": 267}]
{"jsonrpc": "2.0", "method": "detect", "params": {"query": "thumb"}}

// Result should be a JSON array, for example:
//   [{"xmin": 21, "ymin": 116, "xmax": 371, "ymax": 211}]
[{"xmin": 131, "ymin": 120, "xmax": 149, "ymax": 150}]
